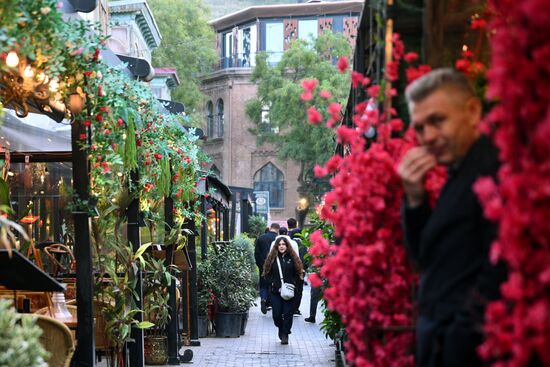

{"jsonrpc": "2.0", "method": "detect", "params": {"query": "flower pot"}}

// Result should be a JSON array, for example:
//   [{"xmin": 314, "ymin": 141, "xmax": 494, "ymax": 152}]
[
  {"xmin": 197, "ymin": 316, "xmax": 208, "ymax": 338},
  {"xmin": 240, "ymin": 311, "xmax": 249, "ymax": 335},
  {"xmin": 214, "ymin": 312, "xmax": 241, "ymax": 338},
  {"xmin": 144, "ymin": 335, "xmax": 168, "ymax": 365}
]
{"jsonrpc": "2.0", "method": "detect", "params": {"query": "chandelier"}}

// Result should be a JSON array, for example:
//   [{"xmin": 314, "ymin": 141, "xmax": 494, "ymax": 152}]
[
  {"xmin": 0, "ymin": 51, "xmax": 84, "ymax": 119},
  {"xmin": 0, "ymin": 51, "xmax": 54, "ymax": 117}
]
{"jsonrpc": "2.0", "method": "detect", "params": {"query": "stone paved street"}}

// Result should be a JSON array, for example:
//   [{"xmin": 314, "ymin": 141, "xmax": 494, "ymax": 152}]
[{"xmin": 180, "ymin": 285, "xmax": 334, "ymax": 367}]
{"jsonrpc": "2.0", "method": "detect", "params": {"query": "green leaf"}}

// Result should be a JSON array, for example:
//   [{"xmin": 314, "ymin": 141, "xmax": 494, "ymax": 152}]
[{"xmin": 136, "ymin": 321, "xmax": 155, "ymax": 329}]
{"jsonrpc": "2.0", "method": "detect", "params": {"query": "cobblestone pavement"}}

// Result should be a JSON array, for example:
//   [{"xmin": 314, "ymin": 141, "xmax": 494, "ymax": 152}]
[{"xmin": 181, "ymin": 284, "xmax": 334, "ymax": 367}]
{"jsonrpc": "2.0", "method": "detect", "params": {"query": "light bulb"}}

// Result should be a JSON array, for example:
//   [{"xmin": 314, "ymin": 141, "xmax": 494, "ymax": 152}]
[
  {"xmin": 6, "ymin": 51, "xmax": 19, "ymax": 68},
  {"xmin": 49, "ymin": 78, "xmax": 59, "ymax": 92},
  {"xmin": 23, "ymin": 65, "xmax": 34, "ymax": 78},
  {"xmin": 7, "ymin": 169, "xmax": 14, "ymax": 177}
]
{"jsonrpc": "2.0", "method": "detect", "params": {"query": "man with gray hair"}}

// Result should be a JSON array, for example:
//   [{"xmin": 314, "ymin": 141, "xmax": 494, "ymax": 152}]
[{"xmin": 397, "ymin": 68, "xmax": 507, "ymax": 366}]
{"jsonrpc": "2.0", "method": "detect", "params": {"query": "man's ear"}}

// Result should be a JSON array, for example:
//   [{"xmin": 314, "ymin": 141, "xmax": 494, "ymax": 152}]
[{"xmin": 466, "ymin": 96, "xmax": 482, "ymax": 126}]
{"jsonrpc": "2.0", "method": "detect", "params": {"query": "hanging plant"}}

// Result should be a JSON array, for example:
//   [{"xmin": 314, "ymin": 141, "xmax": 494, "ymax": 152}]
[{"xmin": 304, "ymin": 34, "xmax": 443, "ymax": 366}]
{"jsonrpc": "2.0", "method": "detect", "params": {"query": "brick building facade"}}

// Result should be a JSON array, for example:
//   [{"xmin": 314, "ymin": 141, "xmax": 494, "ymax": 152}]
[{"xmin": 201, "ymin": 1, "xmax": 363, "ymax": 223}]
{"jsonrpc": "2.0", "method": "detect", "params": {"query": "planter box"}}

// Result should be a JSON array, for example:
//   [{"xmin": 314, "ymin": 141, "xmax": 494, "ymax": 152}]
[
  {"xmin": 214, "ymin": 312, "xmax": 241, "ymax": 338},
  {"xmin": 197, "ymin": 316, "xmax": 209, "ymax": 338},
  {"xmin": 240, "ymin": 311, "xmax": 249, "ymax": 336}
]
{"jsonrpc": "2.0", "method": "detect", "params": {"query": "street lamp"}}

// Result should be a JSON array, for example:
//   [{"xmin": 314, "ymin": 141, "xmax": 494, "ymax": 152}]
[{"xmin": 296, "ymin": 197, "xmax": 309, "ymax": 229}]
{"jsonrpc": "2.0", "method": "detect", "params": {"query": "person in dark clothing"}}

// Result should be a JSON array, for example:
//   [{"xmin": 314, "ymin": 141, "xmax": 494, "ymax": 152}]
[
  {"xmin": 279, "ymin": 227, "xmax": 288, "ymax": 235},
  {"xmin": 255, "ymin": 223, "xmax": 280, "ymax": 314},
  {"xmin": 304, "ymin": 282, "xmax": 321, "ymax": 323},
  {"xmin": 398, "ymin": 68, "xmax": 507, "ymax": 367},
  {"xmin": 287, "ymin": 217, "xmax": 306, "ymax": 315},
  {"xmin": 262, "ymin": 235, "xmax": 304, "ymax": 345}
]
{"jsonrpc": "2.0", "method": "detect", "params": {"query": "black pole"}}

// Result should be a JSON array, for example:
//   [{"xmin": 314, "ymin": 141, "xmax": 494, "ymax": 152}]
[
  {"xmin": 229, "ymin": 193, "xmax": 237, "ymax": 239},
  {"xmin": 241, "ymin": 199, "xmax": 250, "ymax": 234},
  {"xmin": 72, "ymin": 118, "xmax": 96, "ymax": 366},
  {"xmin": 164, "ymin": 196, "xmax": 179, "ymax": 364},
  {"xmin": 223, "ymin": 207, "xmax": 230, "ymax": 241},
  {"xmin": 185, "ymin": 219, "xmax": 200, "ymax": 344},
  {"xmin": 128, "ymin": 170, "xmax": 144, "ymax": 367},
  {"xmin": 200, "ymin": 196, "xmax": 207, "ymax": 260}
]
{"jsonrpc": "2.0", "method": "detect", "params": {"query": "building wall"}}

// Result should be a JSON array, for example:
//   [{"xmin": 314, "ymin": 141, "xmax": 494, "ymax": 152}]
[{"xmin": 201, "ymin": 70, "xmax": 301, "ymax": 222}]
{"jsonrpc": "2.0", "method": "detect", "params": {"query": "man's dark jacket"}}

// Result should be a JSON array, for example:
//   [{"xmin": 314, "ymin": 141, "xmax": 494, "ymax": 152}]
[
  {"xmin": 402, "ymin": 135, "xmax": 507, "ymax": 367},
  {"xmin": 254, "ymin": 231, "xmax": 277, "ymax": 269}
]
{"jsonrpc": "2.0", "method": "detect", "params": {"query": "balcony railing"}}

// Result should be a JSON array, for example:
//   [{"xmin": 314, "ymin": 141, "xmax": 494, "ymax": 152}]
[{"xmin": 213, "ymin": 52, "xmax": 285, "ymax": 70}]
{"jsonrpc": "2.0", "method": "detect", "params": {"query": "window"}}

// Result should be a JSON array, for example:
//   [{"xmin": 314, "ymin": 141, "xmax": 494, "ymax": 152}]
[
  {"xmin": 206, "ymin": 101, "xmax": 214, "ymax": 137},
  {"xmin": 298, "ymin": 19, "xmax": 318, "ymax": 42},
  {"xmin": 222, "ymin": 32, "xmax": 233, "ymax": 68},
  {"xmin": 254, "ymin": 163, "xmax": 284, "ymax": 208},
  {"xmin": 260, "ymin": 103, "xmax": 279, "ymax": 134},
  {"xmin": 216, "ymin": 99, "xmax": 224, "ymax": 138},
  {"xmin": 265, "ymin": 22, "xmax": 284, "ymax": 65}
]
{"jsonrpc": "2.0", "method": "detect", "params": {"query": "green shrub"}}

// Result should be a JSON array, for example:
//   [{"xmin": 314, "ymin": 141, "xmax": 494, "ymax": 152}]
[{"xmin": 0, "ymin": 299, "xmax": 49, "ymax": 367}]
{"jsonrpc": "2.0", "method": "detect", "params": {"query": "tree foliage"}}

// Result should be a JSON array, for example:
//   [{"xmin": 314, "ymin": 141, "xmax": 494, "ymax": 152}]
[
  {"xmin": 149, "ymin": 0, "xmax": 217, "ymax": 111},
  {"xmin": 245, "ymin": 32, "xmax": 351, "ymax": 201}
]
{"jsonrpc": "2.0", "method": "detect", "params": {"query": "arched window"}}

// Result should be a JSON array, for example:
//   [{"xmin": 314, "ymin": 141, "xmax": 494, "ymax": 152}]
[
  {"xmin": 254, "ymin": 163, "xmax": 284, "ymax": 208},
  {"xmin": 206, "ymin": 101, "xmax": 214, "ymax": 138},
  {"xmin": 216, "ymin": 99, "xmax": 224, "ymax": 138}
]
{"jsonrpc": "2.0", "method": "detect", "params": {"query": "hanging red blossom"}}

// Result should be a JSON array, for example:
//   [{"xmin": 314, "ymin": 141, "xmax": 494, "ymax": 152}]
[
  {"xmin": 306, "ymin": 33, "xmax": 446, "ymax": 366},
  {"xmin": 337, "ymin": 56, "xmax": 349, "ymax": 73},
  {"xmin": 476, "ymin": 1, "xmax": 550, "ymax": 365}
]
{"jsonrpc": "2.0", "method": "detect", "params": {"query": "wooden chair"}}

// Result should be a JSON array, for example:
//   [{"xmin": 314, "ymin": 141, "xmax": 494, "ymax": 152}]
[{"xmin": 25, "ymin": 314, "xmax": 75, "ymax": 367}]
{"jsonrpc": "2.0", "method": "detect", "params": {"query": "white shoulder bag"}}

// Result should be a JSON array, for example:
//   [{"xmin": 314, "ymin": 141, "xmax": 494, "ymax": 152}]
[{"xmin": 276, "ymin": 257, "xmax": 295, "ymax": 300}]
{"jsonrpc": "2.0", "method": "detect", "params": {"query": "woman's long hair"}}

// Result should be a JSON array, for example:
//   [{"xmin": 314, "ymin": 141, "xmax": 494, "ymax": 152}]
[{"xmin": 262, "ymin": 236, "xmax": 303, "ymax": 278}]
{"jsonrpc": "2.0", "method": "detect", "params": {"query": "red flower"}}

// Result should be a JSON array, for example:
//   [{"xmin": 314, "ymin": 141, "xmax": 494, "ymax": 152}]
[
  {"xmin": 471, "ymin": 18, "xmax": 487, "ymax": 30},
  {"xmin": 117, "ymin": 118, "xmax": 124, "ymax": 126},
  {"xmin": 300, "ymin": 91, "xmax": 313, "ymax": 102},
  {"xmin": 336, "ymin": 56, "xmax": 349, "ymax": 73},
  {"xmin": 319, "ymin": 90, "xmax": 332, "ymax": 99},
  {"xmin": 307, "ymin": 106, "xmax": 323, "ymax": 125},
  {"xmin": 98, "ymin": 85, "xmax": 103, "ymax": 97},
  {"xmin": 83, "ymin": 120, "xmax": 91, "ymax": 127},
  {"xmin": 95, "ymin": 114, "xmax": 103, "ymax": 123},
  {"xmin": 154, "ymin": 153, "xmax": 162, "ymax": 160},
  {"xmin": 351, "ymin": 71, "xmax": 364, "ymax": 88},
  {"xmin": 301, "ymin": 78, "xmax": 318, "ymax": 92},
  {"xmin": 404, "ymin": 52, "xmax": 419, "ymax": 63}
]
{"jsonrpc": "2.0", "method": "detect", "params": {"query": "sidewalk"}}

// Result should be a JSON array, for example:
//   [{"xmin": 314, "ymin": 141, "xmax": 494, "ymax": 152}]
[{"xmin": 182, "ymin": 284, "xmax": 334, "ymax": 367}]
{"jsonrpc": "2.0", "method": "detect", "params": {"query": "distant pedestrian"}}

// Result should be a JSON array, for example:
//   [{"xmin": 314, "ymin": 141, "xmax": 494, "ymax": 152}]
[
  {"xmin": 287, "ymin": 217, "xmax": 306, "ymax": 315},
  {"xmin": 279, "ymin": 227, "xmax": 288, "ymax": 235},
  {"xmin": 255, "ymin": 223, "xmax": 280, "ymax": 314},
  {"xmin": 304, "ymin": 284, "xmax": 321, "ymax": 323},
  {"xmin": 263, "ymin": 236, "xmax": 304, "ymax": 345}
]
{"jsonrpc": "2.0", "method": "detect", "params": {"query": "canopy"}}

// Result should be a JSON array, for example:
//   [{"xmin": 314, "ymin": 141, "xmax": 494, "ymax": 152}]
[{"xmin": 0, "ymin": 249, "xmax": 65, "ymax": 292}]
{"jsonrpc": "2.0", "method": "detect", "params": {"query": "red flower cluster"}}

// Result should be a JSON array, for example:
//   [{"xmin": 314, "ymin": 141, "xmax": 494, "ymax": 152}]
[
  {"xmin": 307, "ymin": 34, "xmax": 445, "ymax": 366},
  {"xmin": 475, "ymin": 2, "xmax": 550, "ymax": 365}
]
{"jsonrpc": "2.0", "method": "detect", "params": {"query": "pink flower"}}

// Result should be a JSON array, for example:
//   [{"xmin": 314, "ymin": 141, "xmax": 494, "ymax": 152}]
[{"xmin": 314, "ymin": 164, "xmax": 328, "ymax": 178}]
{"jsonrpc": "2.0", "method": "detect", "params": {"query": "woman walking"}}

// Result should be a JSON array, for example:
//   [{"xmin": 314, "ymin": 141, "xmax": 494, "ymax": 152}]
[{"xmin": 262, "ymin": 236, "xmax": 304, "ymax": 345}]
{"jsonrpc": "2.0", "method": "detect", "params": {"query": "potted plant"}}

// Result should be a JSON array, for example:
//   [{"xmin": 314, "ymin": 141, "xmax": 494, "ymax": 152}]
[
  {"xmin": 142, "ymin": 255, "xmax": 177, "ymax": 365},
  {"xmin": 197, "ymin": 259, "xmax": 214, "ymax": 338},
  {"xmin": 208, "ymin": 240, "xmax": 256, "ymax": 338}
]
